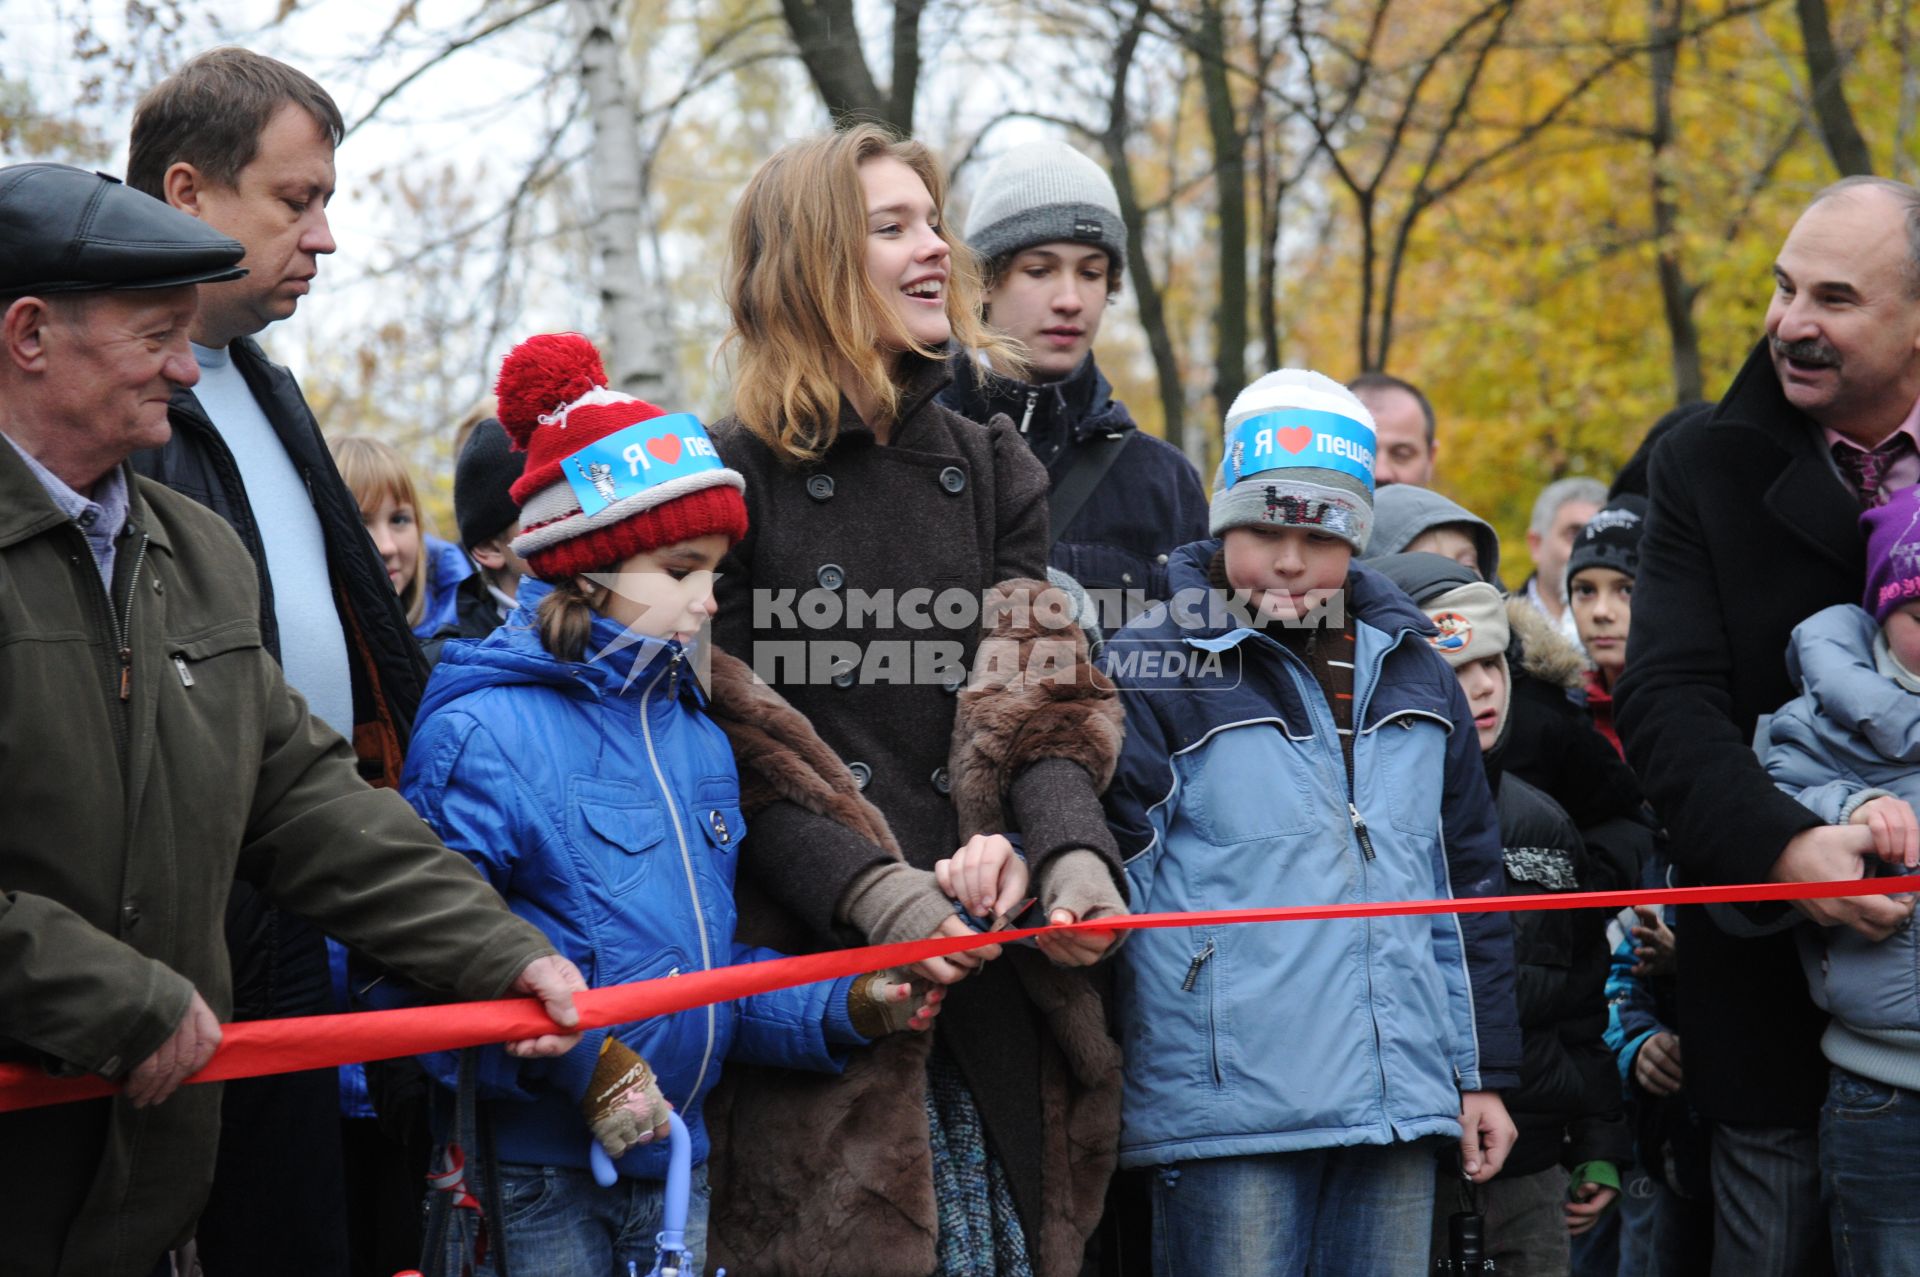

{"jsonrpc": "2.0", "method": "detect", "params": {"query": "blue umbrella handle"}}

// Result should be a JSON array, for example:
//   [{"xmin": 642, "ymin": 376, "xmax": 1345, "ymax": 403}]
[
  {"xmin": 655, "ymin": 1111, "xmax": 693, "ymax": 1257},
  {"xmin": 589, "ymin": 1138, "xmax": 618, "ymax": 1188},
  {"xmin": 586, "ymin": 1111, "xmax": 681, "ymax": 1193},
  {"xmin": 593, "ymin": 1114, "xmax": 712, "ymax": 1276}
]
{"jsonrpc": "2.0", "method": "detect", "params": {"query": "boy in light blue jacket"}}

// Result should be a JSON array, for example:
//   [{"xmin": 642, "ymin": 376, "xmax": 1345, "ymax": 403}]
[
  {"xmin": 1101, "ymin": 370, "xmax": 1521, "ymax": 1277},
  {"xmin": 1764, "ymin": 481, "xmax": 1920, "ymax": 1276}
]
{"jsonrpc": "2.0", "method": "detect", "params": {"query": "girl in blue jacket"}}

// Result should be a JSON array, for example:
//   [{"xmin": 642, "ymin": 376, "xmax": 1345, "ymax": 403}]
[{"xmin": 400, "ymin": 334, "xmax": 939, "ymax": 1274}]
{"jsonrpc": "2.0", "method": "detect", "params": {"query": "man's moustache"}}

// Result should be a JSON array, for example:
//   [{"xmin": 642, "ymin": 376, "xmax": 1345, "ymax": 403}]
[{"xmin": 1772, "ymin": 336, "xmax": 1839, "ymax": 367}]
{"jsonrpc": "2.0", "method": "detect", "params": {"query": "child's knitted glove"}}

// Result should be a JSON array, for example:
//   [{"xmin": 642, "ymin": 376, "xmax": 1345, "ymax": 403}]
[
  {"xmin": 846, "ymin": 969, "xmax": 945, "ymax": 1039},
  {"xmin": 580, "ymin": 1038, "xmax": 670, "ymax": 1160}
]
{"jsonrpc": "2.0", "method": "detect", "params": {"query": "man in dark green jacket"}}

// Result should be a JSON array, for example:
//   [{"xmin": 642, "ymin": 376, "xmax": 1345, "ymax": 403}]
[{"xmin": 0, "ymin": 164, "xmax": 587, "ymax": 1277}]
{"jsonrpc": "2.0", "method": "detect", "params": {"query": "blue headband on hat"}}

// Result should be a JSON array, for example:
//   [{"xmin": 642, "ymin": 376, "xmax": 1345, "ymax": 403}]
[
  {"xmin": 562, "ymin": 412, "xmax": 726, "ymax": 516},
  {"xmin": 1223, "ymin": 409, "xmax": 1376, "ymax": 492}
]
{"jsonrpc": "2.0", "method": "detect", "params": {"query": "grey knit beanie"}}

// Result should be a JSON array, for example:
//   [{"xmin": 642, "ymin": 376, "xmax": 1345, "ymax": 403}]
[{"xmin": 965, "ymin": 141, "xmax": 1127, "ymax": 279}]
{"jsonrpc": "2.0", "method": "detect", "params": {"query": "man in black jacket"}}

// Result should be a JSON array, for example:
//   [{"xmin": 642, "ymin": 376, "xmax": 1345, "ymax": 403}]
[
  {"xmin": 121, "ymin": 49, "xmax": 427, "ymax": 1277},
  {"xmin": 940, "ymin": 140, "xmax": 1207, "ymax": 621},
  {"xmin": 1617, "ymin": 176, "xmax": 1920, "ymax": 1276}
]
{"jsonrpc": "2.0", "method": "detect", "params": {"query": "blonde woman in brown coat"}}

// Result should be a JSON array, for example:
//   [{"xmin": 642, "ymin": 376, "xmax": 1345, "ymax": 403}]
[{"xmin": 699, "ymin": 125, "xmax": 1131, "ymax": 1277}]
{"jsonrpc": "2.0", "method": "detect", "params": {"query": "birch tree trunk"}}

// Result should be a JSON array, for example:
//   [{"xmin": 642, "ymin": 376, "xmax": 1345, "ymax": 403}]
[{"xmin": 570, "ymin": 0, "xmax": 680, "ymax": 402}]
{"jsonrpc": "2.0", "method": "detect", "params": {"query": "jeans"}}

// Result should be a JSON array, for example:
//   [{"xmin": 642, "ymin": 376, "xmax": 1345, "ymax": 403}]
[
  {"xmin": 1710, "ymin": 1119, "xmax": 1830, "ymax": 1277},
  {"xmin": 1594, "ymin": 1162, "xmax": 1713, "ymax": 1277},
  {"xmin": 1149, "ymin": 1141, "xmax": 1436, "ymax": 1277},
  {"xmin": 1822, "ymin": 1065, "xmax": 1920, "ymax": 1277},
  {"xmin": 477, "ymin": 1160, "xmax": 709, "ymax": 1277},
  {"xmin": 1430, "ymin": 1165, "xmax": 1568, "ymax": 1277}
]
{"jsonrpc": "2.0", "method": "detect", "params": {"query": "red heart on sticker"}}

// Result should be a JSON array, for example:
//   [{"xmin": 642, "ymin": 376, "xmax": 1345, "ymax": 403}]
[
  {"xmin": 1275, "ymin": 425, "xmax": 1314, "ymax": 454},
  {"xmin": 646, "ymin": 434, "xmax": 683, "ymax": 465}
]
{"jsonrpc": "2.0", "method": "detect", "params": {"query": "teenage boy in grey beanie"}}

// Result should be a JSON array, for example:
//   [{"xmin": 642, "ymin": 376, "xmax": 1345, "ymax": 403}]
[{"xmin": 939, "ymin": 139, "xmax": 1206, "ymax": 617}]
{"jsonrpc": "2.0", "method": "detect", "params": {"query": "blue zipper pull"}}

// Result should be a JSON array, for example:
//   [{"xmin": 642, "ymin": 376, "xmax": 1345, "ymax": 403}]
[{"xmin": 1349, "ymin": 802, "xmax": 1376, "ymax": 861}]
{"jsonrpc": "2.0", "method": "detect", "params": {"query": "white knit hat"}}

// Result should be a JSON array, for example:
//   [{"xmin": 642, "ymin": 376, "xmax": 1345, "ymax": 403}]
[
  {"xmin": 964, "ymin": 141, "xmax": 1127, "ymax": 275},
  {"xmin": 1209, "ymin": 369, "xmax": 1377, "ymax": 552}
]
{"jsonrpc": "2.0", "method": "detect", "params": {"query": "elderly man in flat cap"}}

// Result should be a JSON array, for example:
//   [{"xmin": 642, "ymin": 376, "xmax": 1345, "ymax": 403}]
[{"xmin": 0, "ymin": 164, "xmax": 589, "ymax": 1277}]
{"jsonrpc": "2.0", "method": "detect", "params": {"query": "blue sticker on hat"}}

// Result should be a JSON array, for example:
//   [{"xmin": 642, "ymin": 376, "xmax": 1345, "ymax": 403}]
[
  {"xmin": 562, "ymin": 413, "xmax": 725, "ymax": 517},
  {"xmin": 1224, "ymin": 409, "xmax": 1375, "ymax": 492}
]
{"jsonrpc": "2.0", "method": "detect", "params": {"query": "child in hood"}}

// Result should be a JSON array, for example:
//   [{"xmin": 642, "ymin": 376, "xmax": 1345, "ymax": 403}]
[
  {"xmin": 398, "ymin": 334, "xmax": 940, "ymax": 1274},
  {"xmin": 1363, "ymin": 481, "xmax": 1503, "ymax": 583},
  {"xmin": 1373, "ymin": 551, "xmax": 1631, "ymax": 1274},
  {"xmin": 1764, "ymin": 481, "xmax": 1920, "ymax": 1275}
]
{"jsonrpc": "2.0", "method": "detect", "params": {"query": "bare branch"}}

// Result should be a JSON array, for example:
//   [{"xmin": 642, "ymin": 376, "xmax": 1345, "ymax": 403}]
[{"xmin": 345, "ymin": 0, "xmax": 563, "ymax": 137}]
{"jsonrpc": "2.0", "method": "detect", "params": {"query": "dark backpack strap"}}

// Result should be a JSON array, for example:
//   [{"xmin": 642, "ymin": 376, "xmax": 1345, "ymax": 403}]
[
  {"xmin": 422, "ymin": 1049, "xmax": 510, "ymax": 1277},
  {"xmin": 1048, "ymin": 432, "xmax": 1129, "ymax": 548}
]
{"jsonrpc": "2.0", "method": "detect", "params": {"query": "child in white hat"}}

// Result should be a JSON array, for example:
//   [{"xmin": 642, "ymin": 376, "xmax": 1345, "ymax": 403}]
[{"xmin": 1102, "ymin": 369, "xmax": 1522, "ymax": 1277}]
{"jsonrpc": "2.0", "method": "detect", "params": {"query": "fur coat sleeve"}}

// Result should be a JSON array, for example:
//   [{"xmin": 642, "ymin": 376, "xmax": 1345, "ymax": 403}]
[{"xmin": 699, "ymin": 628, "xmax": 1124, "ymax": 1277}]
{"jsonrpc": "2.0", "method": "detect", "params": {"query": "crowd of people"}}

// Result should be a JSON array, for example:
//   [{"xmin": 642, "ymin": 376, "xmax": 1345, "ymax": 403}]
[{"xmin": 3, "ymin": 42, "xmax": 1920, "ymax": 1277}]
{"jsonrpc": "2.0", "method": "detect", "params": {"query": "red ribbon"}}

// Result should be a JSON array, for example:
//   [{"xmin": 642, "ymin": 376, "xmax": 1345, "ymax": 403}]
[{"xmin": 4, "ymin": 873, "xmax": 1912, "ymax": 1114}]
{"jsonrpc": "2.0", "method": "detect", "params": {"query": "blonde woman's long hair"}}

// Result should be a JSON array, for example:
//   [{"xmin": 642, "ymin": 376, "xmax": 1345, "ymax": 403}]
[
  {"xmin": 722, "ymin": 124, "xmax": 1023, "ymax": 465},
  {"xmin": 329, "ymin": 434, "xmax": 431, "ymax": 629}
]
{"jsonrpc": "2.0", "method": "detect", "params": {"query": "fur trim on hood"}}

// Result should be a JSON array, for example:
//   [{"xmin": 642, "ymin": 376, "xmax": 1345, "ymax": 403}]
[
  {"xmin": 1507, "ymin": 596, "xmax": 1589, "ymax": 692},
  {"xmin": 706, "ymin": 646, "xmax": 903, "ymax": 856}
]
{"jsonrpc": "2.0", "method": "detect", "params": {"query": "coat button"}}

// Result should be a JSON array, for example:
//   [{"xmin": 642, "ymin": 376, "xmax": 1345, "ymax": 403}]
[
  {"xmin": 709, "ymin": 810, "xmax": 732, "ymax": 844},
  {"xmin": 817, "ymin": 563, "xmax": 846, "ymax": 591},
  {"xmin": 807, "ymin": 474, "xmax": 835, "ymax": 502},
  {"xmin": 849, "ymin": 761, "xmax": 872, "ymax": 790},
  {"xmin": 151, "ymin": 576, "xmax": 164, "ymax": 594},
  {"xmin": 122, "ymin": 902, "xmax": 140, "ymax": 928},
  {"xmin": 939, "ymin": 467, "xmax": 966, "ymax": 495},
  {"xmin": 944, "ymin": 673, "xmax": 968, "ymax": 695},
  {"xmin": 1121, "ymin": 571, "xmax": 1134, "ymax": 585},
  {"xmin": 832, "ymin": 661, "xmax": 857, "ymax": 689},
  {"xmin": 1156, "ymin": 553, "xmax": 1169, "ymax": 565},
  {"xmin": 931, "ymin": 766, "xmax": 951, "ymax": 795}
]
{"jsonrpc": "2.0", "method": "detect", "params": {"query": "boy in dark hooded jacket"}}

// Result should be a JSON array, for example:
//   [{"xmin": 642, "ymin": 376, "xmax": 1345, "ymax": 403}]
[
  {"xmin": 1376, "ymin": 551, "xmax": 1631, "ymax": 1277},
  {"xmin": 940, "ymin": 140, "xmax": 1207, "ymax": 615}
]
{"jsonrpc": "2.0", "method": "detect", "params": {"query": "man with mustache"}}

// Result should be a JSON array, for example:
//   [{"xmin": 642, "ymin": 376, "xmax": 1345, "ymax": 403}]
[{"xmin": 1617, "ymin": 176, "xmax": 1920, "ymax": 1276}]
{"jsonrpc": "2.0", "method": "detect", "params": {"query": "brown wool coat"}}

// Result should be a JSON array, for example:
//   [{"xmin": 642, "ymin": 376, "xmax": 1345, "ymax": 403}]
[
  {"xmin": 702, "ymin": 359, "xmax": 1125, "ymax": 1275},
  {"xmin": 701, "ymin": 644, "xmax": 1123, "ymax": 1277}
]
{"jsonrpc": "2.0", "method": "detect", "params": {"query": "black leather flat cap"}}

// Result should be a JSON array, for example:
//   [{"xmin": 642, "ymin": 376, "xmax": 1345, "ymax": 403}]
[{"xmin": 0, "ymin": 163, "xmax": 247, "ymax": 294}]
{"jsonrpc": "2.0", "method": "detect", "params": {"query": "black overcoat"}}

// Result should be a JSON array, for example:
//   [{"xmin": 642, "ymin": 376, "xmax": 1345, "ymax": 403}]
[{"xmin": 1616, "ymin": 339, "xmax": 1865, "ymax": 1126}]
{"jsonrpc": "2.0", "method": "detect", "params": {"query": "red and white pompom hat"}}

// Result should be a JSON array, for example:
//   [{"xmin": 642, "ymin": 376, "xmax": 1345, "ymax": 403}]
[{"xmin": 496, "ymin": 333, "xmax": 747, "ymax": 581}]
